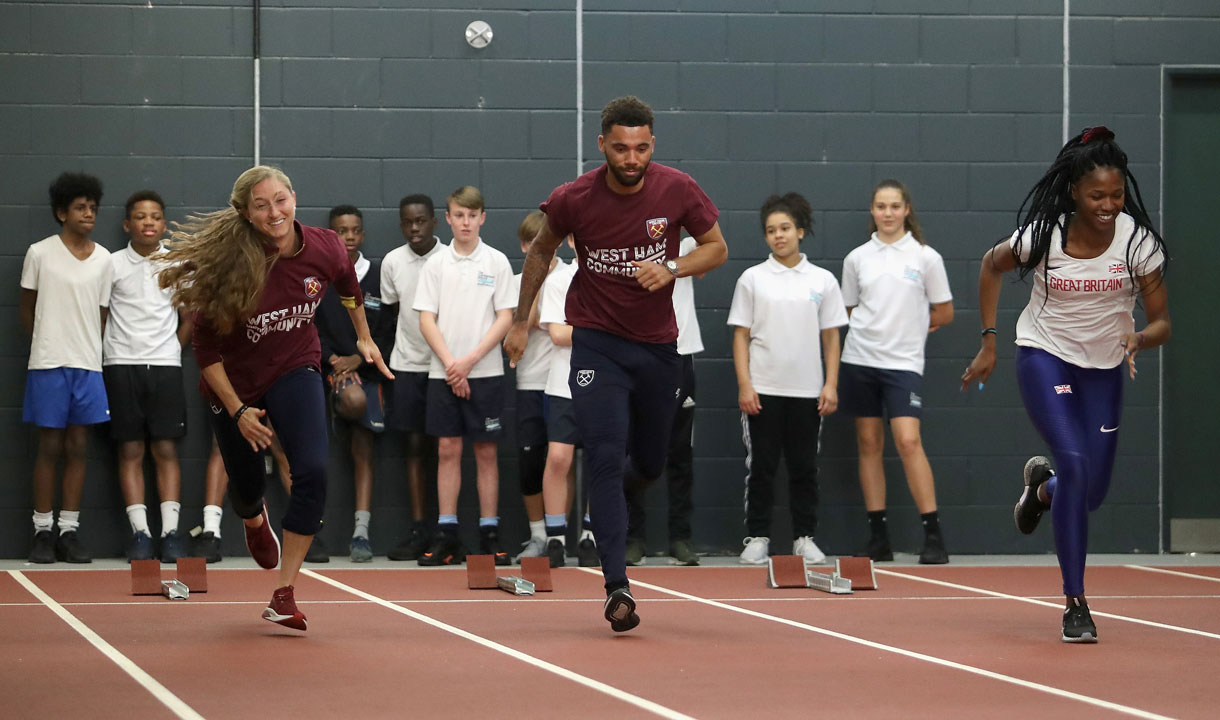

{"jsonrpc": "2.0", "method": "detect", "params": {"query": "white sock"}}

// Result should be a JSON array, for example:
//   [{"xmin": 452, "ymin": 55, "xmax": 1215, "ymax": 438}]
[
  {"xmin": 529, "ymin": 519, "xmax": 546, "ymax": 541},
  {"xmin": 160, "ymin": 501, "xmax": 181, "ymax": 537},
  {"xmin": 203, "ymin": 505, "xmax": 223, "ymax": 537},
  {"xmin": 126, "ymin": 504, "xmax": 149, "ymax": 534},
  {"xmin": 353, "ymin": 510, "xmax": 371, "ymax": 539},
  {"xmin": 32, "ymin": 511, "xmax": 54, "ymax": 533},
  {"xmin": 58, "ymin": 510, "xmax": 81, "ymax": 534}
]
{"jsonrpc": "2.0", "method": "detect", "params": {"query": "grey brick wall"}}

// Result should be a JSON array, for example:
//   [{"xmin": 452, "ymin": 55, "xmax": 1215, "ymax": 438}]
[{"xmin": 2, "ymin": 1, "xmax": 1217, "ymax": 560}]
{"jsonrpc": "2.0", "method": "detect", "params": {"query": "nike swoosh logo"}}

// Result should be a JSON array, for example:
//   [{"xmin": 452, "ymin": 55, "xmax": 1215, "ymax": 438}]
[
  {"xmin": 1046, "ymin": 265, "xmax": 1061, "ymax": 271},
  {"xmin": 1100, "ymin": 425, "xmax": 1119, "ymax": 433}
]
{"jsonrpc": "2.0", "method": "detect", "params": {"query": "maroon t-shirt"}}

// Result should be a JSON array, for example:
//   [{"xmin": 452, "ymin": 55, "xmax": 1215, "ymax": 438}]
[
  {"xmin": 540, "ymin": 163, "xmax": 718, "ymax": 344},
  {"xmin": 193, "ymin": 221, "xmax": 362, "ymax": 405}
]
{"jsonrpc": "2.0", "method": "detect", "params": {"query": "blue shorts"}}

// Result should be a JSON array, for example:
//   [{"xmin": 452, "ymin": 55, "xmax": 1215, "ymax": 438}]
[
  {"xmin": 388, "ymin": 370, "xmax": 428, "ymax": 433},
  {"xmin": 23, "ymin": 367, "xmax": 111, "ymax": 428},
  {"xmin": 517, "ymin": 389, "xmax": 548, "ymax": 448},
  {"xmin": 545, "ymin": 395, "xmax": 581, "ymax": 446},
  {"xmin": 837, "ymin": 362, "xmax": 924, "ymax": 419},
  {"xmin": 425, "ymin": 376, "xmax": 504, "ymax": 441}
]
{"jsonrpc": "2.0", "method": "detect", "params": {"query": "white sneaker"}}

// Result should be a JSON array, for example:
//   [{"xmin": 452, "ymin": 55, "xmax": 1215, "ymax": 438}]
[
  {"xmin": 793, "ymin": 536, "xmax": 826, "ymax": 565},
  {"xmin": 515, "ymin": 536, "xmax": 546, "ymax": 563},
  {"xmin": 739, "ymin": 536, "xmax": 770, "ymax": 565}
]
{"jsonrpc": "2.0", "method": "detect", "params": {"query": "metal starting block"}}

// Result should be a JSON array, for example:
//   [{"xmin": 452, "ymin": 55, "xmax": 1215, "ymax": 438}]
[
  {"xmin": 520, "ymin": 556, "xmax": 553, "ymax": 592},
  {"xmin": 496, "ymin": 576, "xmax": 535, "ymax": 595},
  {"xmin": 805, "ymin": 568, "xmax": 853, "ymax": 595},
  {"xmin": 466, "ymin": 554, "xmax": 499, "ymax": 589},
  {"xmin": 767, "ymin": 555, "xmax": 854, "ymax": 594},
  {"xmin": 161, "ymin": 579, "xmax": 190, "ymax": 600}
]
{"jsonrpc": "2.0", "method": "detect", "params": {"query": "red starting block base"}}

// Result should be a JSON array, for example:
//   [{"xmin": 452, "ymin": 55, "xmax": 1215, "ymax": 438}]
[
  {"xmin": 836, "ymin": 557, "xmax": 876, "ymax": 590},
  {"xmin": 176, "ymin": 557, "xmax": 208, "ymax": 593},
  {"xmin": 520, "ymin": 557, "xmax": 553, "ymax": 592},
  {"xmin": 131, "ymin": 559, "xmax": 162, "ymax": 595},
  {"xmin": 466, "ymin": 554, "xmax": 498, "ymax": 589},
  {"xmin": 767, "ymin": 555, "xmax": 808, "ymax": 588}
]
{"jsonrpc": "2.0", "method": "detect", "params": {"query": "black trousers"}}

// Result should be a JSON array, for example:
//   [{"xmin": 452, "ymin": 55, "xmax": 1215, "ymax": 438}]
[
  {"xmin": 626, "ymin": 353, "xmax": 696, "ymax": 543},
  {"xmin": 741, "ymin": 395, "xmax": 821, "ymax": 538}
]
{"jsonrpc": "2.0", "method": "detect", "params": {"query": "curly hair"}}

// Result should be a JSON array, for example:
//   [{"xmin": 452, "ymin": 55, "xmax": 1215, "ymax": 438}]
[
  {"xmin": 49, "ymin": 172, "xmax": 103, "ymax": 225},
  {"xmin": 600, "ymin": 96, "xmax": 654, "ymax": 135},
  {"xmin": 759, "ymin": 192, "xmax": 813, "ymax": 237},
  {"xmin": 868, "ymin": 179, "xmax": 924, "ymax": 244},
  {"xmin": 158, "ymin": 166, "xmax": 293, "ymax": 336}
]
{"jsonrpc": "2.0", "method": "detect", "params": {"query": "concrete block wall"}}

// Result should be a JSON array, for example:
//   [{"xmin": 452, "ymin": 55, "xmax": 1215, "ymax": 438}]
[{"xmin": 2, "ymin": 1, "xmax": 1218, "ymax": 559}]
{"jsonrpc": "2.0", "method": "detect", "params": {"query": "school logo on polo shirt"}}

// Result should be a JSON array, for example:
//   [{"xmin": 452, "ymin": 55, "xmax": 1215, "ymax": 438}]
[
  {"xmin": 646, "ymin": 217, "xmax": 668, "ymax": 240},
  {"xmin": 304, "ymin": 276, "xmax": 321, "ymax": 298},
  {"xmin": 576, "ymin": 369, "xmax": 595, "ymax": 387}
]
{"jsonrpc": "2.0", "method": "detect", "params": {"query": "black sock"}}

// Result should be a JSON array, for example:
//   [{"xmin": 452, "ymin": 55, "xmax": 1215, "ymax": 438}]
[
  {"xmin": 867, "ymin": 510, "xmax": 888, "ymax": 538},
  {"xmin": 921, "ymin": 511, "xmax": 941, "ymax": 536}
]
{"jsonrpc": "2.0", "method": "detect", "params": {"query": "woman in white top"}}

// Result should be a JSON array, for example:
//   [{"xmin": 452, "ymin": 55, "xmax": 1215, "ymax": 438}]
[
  {"xmin": 962, "ymin": 127, "xmax": 1170, "ymax": 643},
  {"xmin": 729, "ymin": 193, "xmax": 848, "ymax": 565},
  {"xmin": 839, "ymin": 180, "xmax": 954, "ymax": 565}
]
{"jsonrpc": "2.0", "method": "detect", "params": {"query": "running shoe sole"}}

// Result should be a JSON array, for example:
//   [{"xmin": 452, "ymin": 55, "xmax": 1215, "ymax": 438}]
[
  {"xmin": 1016, "ymin": 456, "xmax": 1053, "ymax": 535},
  {"xmin": 604, "ymin": 589, "xmax": 640, "ymax": 633}
]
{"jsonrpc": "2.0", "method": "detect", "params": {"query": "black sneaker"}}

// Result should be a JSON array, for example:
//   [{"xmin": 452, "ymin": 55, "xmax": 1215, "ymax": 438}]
[
  {"xmin": 418, "ymin": 532, "xmax": 466, "ymax": 566},
  {"xmin": 127, "ymin": 530, "xmax": 155, "ymax": 562},
  {"xmin": 304, "ymin": 535, "xmax": 330, "ymax": 563},
  {"xmin": 195, "ymin": 531, "xmax": 223, "ymax": 563},
  {"xmin": 387, "ymin": 523, "xmax": 431, "ymax": 561},
  {"xmin": 577, "ymin": 537, "xmax": 600, "ymax": 567},
  {"xmin": 160, "ymin": 530, "xmax": 187, "ymax": 563},
  {"xmin": 1016, "ymin": 456, "xmax": 1054, "ymax": 535},
  {"xmin": 625, "ymin": 537, "xmax": 646, "ymax": 566},
  {"xmin": 1062, "ymin": 598, "xmax": 1098, "ymax": 643},
  {"xmin": 604, "ymin": 586, "xmax": 640, "ymax": 633},
  {"xmin": 546, "ymin": 538, "xmax": 566, "ymax": 568},
  {"xmin": 480, "ymin": 528, "xmax": 510, "ymax": 566},
  {"xmin": 55, "ymin": 530, "xmax": 92, "ymax": 563},
  {"xmin": 866, "ymin": 534, "xmax": 894, "ymax": 562},
  {"xmin": 669, "ymin": 539, "xmax": 699, "ymax": 566},
  {"xmin": 29, "ymin": 530, "xmax": 55, "ymax": 564},
  {"xmin": 919, "ymin": 532, "xmax": 949, "ymax": 564}
]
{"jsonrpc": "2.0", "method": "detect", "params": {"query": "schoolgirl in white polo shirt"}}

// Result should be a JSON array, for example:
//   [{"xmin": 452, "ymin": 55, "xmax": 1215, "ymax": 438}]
[
  {"xmin": 729, "ymin": 193, "xmax": 848, "ymax": 566},
  {"xmin": 839, "ymin": 180, "xmax": 954, "ymax": 565}
]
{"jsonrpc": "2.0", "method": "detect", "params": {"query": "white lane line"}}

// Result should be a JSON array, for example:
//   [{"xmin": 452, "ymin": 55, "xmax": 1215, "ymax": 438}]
[
  {"xmin": 300, "ymin": 569, "xmax": 695, "ymax": 720},
  {"xmin": 9, "ymin": 570, "xmax": 205, "ymax": 720},
  {"xmin": 580, "ymin": 568, "xmax": 1173, "ymax": 720},
  {"xmin": 877, "ymin": 568, "xmax": 1220, "ymax": 640},
  {"xmin": 1125, "ymin": 565, "xmax": 1220, "ymax": 584}
]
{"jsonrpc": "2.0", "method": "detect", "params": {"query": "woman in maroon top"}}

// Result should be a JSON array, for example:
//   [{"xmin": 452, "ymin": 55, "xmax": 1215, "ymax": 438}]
[{"xmin": 161, "ymin": 166, "xmax": 391, "ymax": 630}]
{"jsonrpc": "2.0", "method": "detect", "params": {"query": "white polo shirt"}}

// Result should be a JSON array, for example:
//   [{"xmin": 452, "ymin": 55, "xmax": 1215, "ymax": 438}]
[
  {"xmin": 840, "ymin": 232, "xmax": 952, "ymax": 375},
  {"xmin": 104, "ymin": 243, "xmax": 181, "ymax": 366},
  {"xmin": 727, "ymin": 254, "xmax": 848, "ymax": 399},
  {"xmin": 381, "ymin": 238, "xmax": 445, "ymax": 373},
  {"xmin": 21, "ymin": 235, "xmax": 112, "ymax": 372},
  {"xmin": 512, "ymin": 265, "xmax": 560, "ymax": 391},
  {"xmin": 413, "ymin": 238, "xmax": 516, "ymax": 380},
  {"xmin": 673, "ymin": 236, "xmax": 704, "ymax": 356},
  {"xmin": 539, "ymin": 259, "xmax": 578, "ymax": 399},
  {"xmin": 1012, "ymin": 212, "xmax": 1163, "ymax": 369}
]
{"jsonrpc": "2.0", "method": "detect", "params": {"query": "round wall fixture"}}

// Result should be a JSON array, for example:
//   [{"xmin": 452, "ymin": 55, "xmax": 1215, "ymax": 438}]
[{"xmin": 465, "ymin": 20, "xmax": 493, "ymax": 49}]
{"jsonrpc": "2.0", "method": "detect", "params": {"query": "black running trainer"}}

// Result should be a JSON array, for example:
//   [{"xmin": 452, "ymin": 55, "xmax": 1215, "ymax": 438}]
[
  {"xmin": 604, "ymin": 586, "xmax": 640, "ymax": 633},
  {"xmin": 1016, "ymin": 456, "xmax": 1054, "ymax": 535},
  {"xmin": 1062, "ymin": 597, "xmax": 1098, "ymax": 643}
]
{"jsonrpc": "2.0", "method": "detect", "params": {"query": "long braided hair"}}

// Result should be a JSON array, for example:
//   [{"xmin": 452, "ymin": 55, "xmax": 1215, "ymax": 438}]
[{"xmin": 1010, "ymin": 126, "xmax": 1167, "ymax": 294}]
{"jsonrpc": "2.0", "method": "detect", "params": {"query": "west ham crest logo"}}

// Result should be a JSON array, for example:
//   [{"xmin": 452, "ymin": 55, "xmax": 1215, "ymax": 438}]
[
  {"xmin": 646, "ymin": 217, "xmax": 668, "ymax": 240},
  {"xmin": 304, "ymin": 276, "xmax": 321, "ymax": 298},
  {"xmin": 576, "ymin": 369, "xmax": 595, "ymax": 387}
]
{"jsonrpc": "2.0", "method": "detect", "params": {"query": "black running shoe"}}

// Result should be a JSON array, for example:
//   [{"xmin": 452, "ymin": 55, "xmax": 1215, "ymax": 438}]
[
  {"xmin": 546, "ymin": 538, "xmax": 566, "ymax": 568},
  {"xmin": 160, "ymin": 530, "xmax": 186, "ymax": 563},
  {"xmin": 918, "ymin": 532, "xmax": 949, "ymax": 564},
  {"xmin": 577, "ymin": 537, "xmax": 600, "ymax": 567},
  {"xmin": 604, "ymin": 586, "xmax": 640, "ymax": 632},
  {"xmin": 418, "ymin": 532, "xmax": 466, "ymax": 566},
  {"xmin": 1016, "ymin": 456, "xmax": 1054, "ymax": 535},
  {"xmin": 480, "ymin": 528, "xmax": 510, "ymax": 566},
  {"xmin": 127, "ymin": 530, "xmax": 155, "ymax": 562},
  {"xmin": 29, "ymin": 530, "xmax": 55, "ymax": 564},
  {"xmin": 1062, "ymin": 598, "xmax": 1098, "ymax": 643},
  {"xmin": 55, "ymin": 530, "xmax": 92, "ymax": 563},
  {"xmin": 866, "ymin": 534, "xmax": 894, "ymax": 562},
  {"xmin": 304, "ymin": 534, "xmax": 330, "ymax": 563},
  {"xmin": 387, "ymin": 523, "xmax": 431, "ymax": 561},
  {"xmin": 195, "ymin": 531, "xmax": 223, "ymax": 563}
]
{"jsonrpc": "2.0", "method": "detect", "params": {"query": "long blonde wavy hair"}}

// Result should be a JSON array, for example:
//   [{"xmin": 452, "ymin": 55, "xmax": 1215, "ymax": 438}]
[{"xmin": 158, "ymin": 166, "xmax": 293, "ymax": 335}]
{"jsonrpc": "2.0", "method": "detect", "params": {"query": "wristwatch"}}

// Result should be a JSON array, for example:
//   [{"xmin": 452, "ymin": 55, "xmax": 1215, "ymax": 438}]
[{"xmin": 664, "ymin": 259, "xmax": 680, "ymax": 277}]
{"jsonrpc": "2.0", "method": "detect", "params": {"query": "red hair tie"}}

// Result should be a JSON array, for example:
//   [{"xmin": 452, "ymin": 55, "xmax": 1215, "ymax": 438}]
[{"xmin": 1081, "ymin": 126, "xmax": 1114, "ymax": 144}]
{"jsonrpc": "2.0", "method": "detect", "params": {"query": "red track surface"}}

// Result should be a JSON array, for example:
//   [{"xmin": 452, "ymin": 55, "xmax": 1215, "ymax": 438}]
[{"xmin": 3, "ymin": 563, "xmax": 1218, "ymax": 719}]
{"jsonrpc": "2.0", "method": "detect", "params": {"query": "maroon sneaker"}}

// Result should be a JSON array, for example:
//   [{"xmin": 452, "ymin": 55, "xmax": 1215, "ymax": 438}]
[
  {"xmin": 244, "ymin": 506, "xmax": 281, "ymax": 569},
  {"xmin": 262, "ymin": 585, "xmax": 307, "ymax": 631}
]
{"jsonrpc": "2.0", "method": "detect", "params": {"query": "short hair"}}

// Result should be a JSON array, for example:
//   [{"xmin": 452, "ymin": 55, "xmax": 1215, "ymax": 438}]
[
  {"xmin": 124, "ymin": 189, "xmax": 165, "ymax": 219},
  {"xmin": 446, "ymin": 185, "xmax": 484, "ymax": 213},
  {"xmin": 49, "ymin": 172, "xmax": 103, "ymax": 224},
  {"xmin": 759, "ymin": 192, "xmax": 814, "ymax": 237},
  {"xmin": 328, "ymin": 204, "xmax": 362, "ymax": 224},
  {"xmin": 399, "ymin": 193, "xmax": 434, "ymax": 216},
  {"xmin": 517, "ymin": 210, "xmax": 546, "ymax": 245},
  {"xmin": 600, "ymin": 96, "xmax": 654, "ymax": 135}
]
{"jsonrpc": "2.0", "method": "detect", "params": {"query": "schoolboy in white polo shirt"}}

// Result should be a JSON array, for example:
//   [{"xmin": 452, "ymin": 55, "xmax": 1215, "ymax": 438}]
[
  {"xmin": 104, "ymin": 190, "xmax": 193, "ymax": 563},
  {"xmin": 381, "ymin": 193, "xmax": 446, "ymax": 561},
  {"xmin": 413, "ymin": 186, "xmax": 516, "ymax": 566},
  {"xmin": 20, "ymin": 172, "xmax": 113, "ymax": 564}
]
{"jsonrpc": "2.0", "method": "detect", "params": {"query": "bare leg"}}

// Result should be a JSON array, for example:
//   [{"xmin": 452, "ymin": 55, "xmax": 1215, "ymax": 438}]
[
  {"xmin": 33, "ymin": 428, "xmax": 65, "ymax": 513},
  {"xmin": 890, "ymin": 417, "xmax": 937, "ymax": 513},
  {"xmin": 543, "ymin": 442, "xmax": 575, "ymax": 516},
  {"xmin": 473, "ymin": 441, "xmax": 499, "ymax": 518},
  {"xmin": 61, "ymin": 426, "xmax": 88, "ymax": 511},
  {"xmin": 118, "ymin": 439, "xmax": 147, "ymax": 507},
  {"xmin": 855, "ymin": 417, "xmax": 887, "ymax": 511},
  {"xmin": 278, "ymin": 529, "xmax": 310, "ymax": 588},
  {"xmin": 436, "ymin": 437, "xmax": 462, "ymax": 515},
  {"xmin": 206, "ymin": 439, "xmax": 228, "ymax": 506},
  {"xmin": 351, "ymin": 427, "xmax": 374, "ymax": 512},
  {"xmin": 149, "ymin": 439, "xmax": 181, "ymax": 503}
]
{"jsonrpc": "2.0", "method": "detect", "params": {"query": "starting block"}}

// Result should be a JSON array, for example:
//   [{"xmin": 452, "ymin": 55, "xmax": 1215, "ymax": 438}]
[
  {"xmin": 805, "ymin": 568, "xmax": 853, "ymax": 595},
  {"xmin": 176, "ymin": 557, "xmax": 208, "ymax": 593},
  {"xmin": 131, "ymin": 559, "xmax": 162, "ymax": 595},
  {"xmin": 466, "ymin": 554, "xmax": 499, "ymax": 589},
  {"xmin": 496, "ymin": 576, "xmax": 535, "ymax": 595},
  {"xmin": 767, "ymin": 555, "xmax": 854, "ymax": 594},
  {"xmin": 835, "ymin": 557, "xmax": 876, "ymax": 590},
  {"xmin": 520, "ymin": 557, "xmax": 553, "ymax": 592}
]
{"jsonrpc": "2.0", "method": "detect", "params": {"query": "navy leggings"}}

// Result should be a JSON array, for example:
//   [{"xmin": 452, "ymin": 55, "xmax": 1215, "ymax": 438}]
[
  {"xmin": 209, "ymin": 365, "xmax": 329, "ymax": 536},
  {"xmin": 570, "ymin": 327, "xmax": 681, "ymax": 591},
  {"xmin": 1015, "ymin": 347, "xmax": 1123, "ymax": 597}
]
